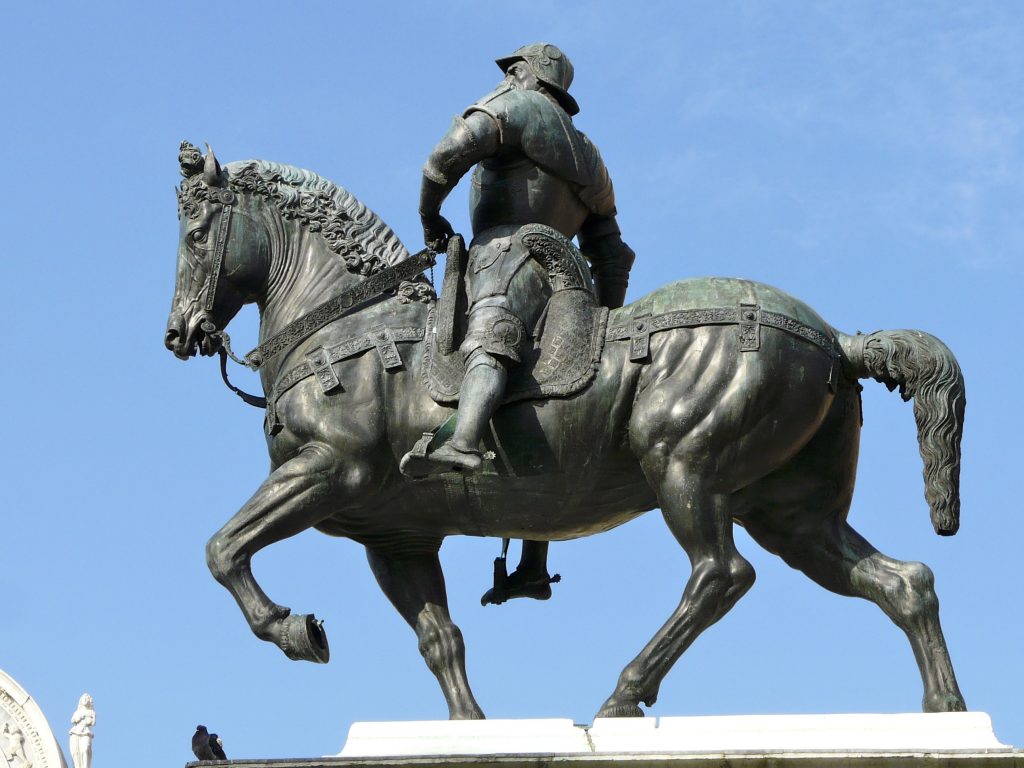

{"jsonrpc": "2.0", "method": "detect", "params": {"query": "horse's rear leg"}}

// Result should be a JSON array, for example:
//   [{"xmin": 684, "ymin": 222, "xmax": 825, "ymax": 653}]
[
  {"xmin": 747, "ymin": 516, "xmax": 965, "ymax": 712},
  {"xmin": 366, "ymin": 545, "xmax": 484, "ymax": 720},
  {"xmin": 206, "ymin": 441, "xmax": 341, "ymax": 663},
  {"xmin": 596, "ymin": 469, "xmax": 755, "ymax": 718}
]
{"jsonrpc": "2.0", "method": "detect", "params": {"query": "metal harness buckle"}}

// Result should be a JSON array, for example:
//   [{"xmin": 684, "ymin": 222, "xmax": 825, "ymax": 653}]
[
  {"xmin": 305, "ymin": 345, "xmax": 341, "ymax": 394},
  {"xmin": 738, "ymin": 303, "xmax": 761, "ymax": 352},
  {"xmin": 369, "ymin": 326, "xmax": 403, "ymax": 370},
  {"xmin": 629, "ymin": 314, "xmax": 652, "ymax": 361}
]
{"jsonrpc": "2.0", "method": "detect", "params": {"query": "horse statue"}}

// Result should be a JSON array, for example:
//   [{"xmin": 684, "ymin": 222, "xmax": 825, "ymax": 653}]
[{"xmin": 165, "ymin": 143, "xmax": 967, "ymax": 719}]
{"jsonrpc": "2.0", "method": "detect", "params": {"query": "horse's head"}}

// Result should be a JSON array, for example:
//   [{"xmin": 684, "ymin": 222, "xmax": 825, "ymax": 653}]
[{"xmin": 165, "ymin": 141, "xmax": 271, "ymax": 359}]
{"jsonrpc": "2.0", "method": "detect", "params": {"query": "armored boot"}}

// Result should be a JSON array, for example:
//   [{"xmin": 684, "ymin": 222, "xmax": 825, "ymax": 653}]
[
  {"xmin": 481, "ymin": 540, "xmax": 561, "ymax": 605},
  {"xmin": 400, "ymin": 352, "xmax": 507, "ymax": 477}
]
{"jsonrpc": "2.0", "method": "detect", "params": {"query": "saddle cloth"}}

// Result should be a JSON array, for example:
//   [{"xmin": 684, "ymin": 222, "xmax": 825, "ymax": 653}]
[{"xmin": 423, "ymin": 289, "xmax": 609, "ymax": 405}]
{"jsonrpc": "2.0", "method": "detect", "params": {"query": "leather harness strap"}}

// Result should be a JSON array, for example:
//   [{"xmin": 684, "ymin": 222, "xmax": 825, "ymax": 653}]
[
  {"xmin": 605, "ymin": 304, "xmax": 840, "ymax": 359},
  {"xmin": 262, "ymin": 304, "xmax": 838, "ymax": 434},
  {"xmin": 203, "ymin": 199, "xmax": 233, "ymax": 312},
  {"xmin": 270, "ymin": 326, "xmax": 425, "ymax": 402},
  {"xmin": 264, "ymin": 326, "xmax": 425, "ymax": 435},
  {"xmin": 244, "ymin": 249, "xmax": 435, "ymax": 370}
]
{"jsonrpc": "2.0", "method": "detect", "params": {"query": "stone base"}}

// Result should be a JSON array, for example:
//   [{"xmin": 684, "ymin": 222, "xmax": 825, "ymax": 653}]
[
  {"xmin": 339, "ymin": 713, "xmax": 1012, "ymax": 757},
  {"xmin": 195, "ymin": 713, "xmax": 1021, "ymax": 768}
]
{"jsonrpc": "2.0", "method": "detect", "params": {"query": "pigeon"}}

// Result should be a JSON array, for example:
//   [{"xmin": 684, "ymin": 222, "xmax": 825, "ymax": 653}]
[{"xmin": 192, "ymin": 725, "xmax": 227, "ymax": 761}]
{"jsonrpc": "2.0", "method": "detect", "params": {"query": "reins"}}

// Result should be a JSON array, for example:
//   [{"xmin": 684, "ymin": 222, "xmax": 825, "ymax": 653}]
[{"xmin": 200, "ymin": 320, "xmax": 267, "ymax": 408}]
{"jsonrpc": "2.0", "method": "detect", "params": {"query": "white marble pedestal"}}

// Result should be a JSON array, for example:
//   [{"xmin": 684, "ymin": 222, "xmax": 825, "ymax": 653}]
[
  {"xmin": 201, "ymin": 713, "xmax": 1021, "ymax": 768},
  {"xmin": 338, "ymin": 713, "xmax": 1013, "ymax": 758}
]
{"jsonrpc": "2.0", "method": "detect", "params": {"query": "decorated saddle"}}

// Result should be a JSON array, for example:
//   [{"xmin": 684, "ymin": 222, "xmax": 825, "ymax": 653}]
[{"xmin": 423, "ymin": 228, "xmax": 609, "ymax": 405}]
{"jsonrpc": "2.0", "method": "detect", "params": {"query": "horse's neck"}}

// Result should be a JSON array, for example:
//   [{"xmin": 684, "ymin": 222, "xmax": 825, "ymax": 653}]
[
  {"xmin": 253, "ymin": 223, "xmax": 430, "ymax": 393},
  {"xmin": 258, "ymin": 223, "xmax": 356, "ymax": 341}
]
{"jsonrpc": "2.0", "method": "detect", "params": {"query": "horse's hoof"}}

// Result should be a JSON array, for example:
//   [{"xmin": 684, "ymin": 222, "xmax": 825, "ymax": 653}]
[
  {"xmin": 279, "ymin": 613, "xmax": 330, "ymax": 663},
  {"xmin": 450, "ymin": 708, "xmax": 486, "ymax": 721},
  {"xmin": 594, "ymin": 701, "xmax": 645, "ymax": 719},
  {"xmin": 924, "ymin": 692, "xmax": 966, "ymax": 712}
]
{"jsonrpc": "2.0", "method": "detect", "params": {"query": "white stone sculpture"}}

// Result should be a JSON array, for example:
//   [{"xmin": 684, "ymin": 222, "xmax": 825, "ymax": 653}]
[
  {"xmin": 67, "ymin": 696, "xmax": 93, "ymax": 768},
  {"xmin": 0, "ymin": 670, "xmax": 63, "ymax": 768},
  {"xmin": 2, "ymin": 722, "xmax": 32, "ymax": 768}
]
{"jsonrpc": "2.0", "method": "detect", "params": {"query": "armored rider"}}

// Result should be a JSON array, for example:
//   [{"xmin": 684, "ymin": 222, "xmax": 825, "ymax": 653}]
[{"xmin": 400, "ymin": 44, "xmax": 635, "ymax": 601}]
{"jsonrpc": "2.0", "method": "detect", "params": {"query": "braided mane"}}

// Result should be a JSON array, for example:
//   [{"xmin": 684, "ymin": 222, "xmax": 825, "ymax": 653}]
[{"xmin": 177, "ymin": 147, "xmax": 411, "ymax": 277}]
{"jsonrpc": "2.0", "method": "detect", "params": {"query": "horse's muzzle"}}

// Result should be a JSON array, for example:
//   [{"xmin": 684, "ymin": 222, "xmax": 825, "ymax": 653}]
[
  {"xmin": 165, "ymin": 312, "xmax": 219, "ymax": 359},
  {"xmin": 165, "ymin": 312, "xmax": 191, "ymax": 359}
]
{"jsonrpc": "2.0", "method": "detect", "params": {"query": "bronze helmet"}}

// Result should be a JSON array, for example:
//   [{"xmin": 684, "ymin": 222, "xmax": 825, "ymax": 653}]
[{"xmin": 496, "ymin": 43, "xmax": 580, "ymax": 116}]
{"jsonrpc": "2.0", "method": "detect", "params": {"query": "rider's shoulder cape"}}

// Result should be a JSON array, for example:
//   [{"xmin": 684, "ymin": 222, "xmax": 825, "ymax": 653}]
[{"xmin": 465, "ymin": 86, "xmax": 615, "ymax": 216}]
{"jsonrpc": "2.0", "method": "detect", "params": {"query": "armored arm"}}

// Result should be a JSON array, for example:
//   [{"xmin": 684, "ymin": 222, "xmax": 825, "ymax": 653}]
[
  {"xmin": 579, "ymin": 213, "xmax": 635, "ymax": 309},
  {"xmin": 420, "ymin": 111, "xmax": 500, "ymax": 250},
  {"xmin": 567, "ymin": 132, "xmax": 633, "ymax": 309}
]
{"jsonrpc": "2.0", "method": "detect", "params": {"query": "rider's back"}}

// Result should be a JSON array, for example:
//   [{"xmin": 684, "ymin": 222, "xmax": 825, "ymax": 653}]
[{"xmin": 466, "ymin": 86, "xmax": 614, "ymax": 238}]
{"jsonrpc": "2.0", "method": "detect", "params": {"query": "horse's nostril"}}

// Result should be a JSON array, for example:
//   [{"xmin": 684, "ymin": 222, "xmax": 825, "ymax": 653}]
[{"xmin": 165, "ymin": 329, "xmax": 180, "ymax": 348}]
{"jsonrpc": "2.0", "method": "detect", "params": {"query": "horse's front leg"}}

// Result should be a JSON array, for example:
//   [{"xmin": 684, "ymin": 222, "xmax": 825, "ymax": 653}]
[
  {"xmin": 366, "ymin": 543, "xmax": 484, "ymax": 719},
  {"xmin": 206, "ymin": 441, "xmax": 341, "ymax": 663}
]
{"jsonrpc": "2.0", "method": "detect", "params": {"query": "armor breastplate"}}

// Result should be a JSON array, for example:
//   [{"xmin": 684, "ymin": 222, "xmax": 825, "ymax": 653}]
[{"xmin": 469, "ymin": 153, "xmax": 589, "ymax": 238}]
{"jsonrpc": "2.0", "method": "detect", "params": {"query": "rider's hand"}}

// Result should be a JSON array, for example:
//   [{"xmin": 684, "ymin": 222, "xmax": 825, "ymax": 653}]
[
  {"xmin": 584, "ymin": 236, "xmax": 636, "ymax": 310},
  {"xmin": 584, "ymin": 236, "xmax": 636, "ymax": 275},
  {"xmin": 422, "ymin": 213, "xmax": 454, "ymax": 252}
]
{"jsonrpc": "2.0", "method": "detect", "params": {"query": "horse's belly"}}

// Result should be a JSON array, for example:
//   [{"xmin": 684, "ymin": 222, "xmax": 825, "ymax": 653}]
[{"xmin": 363, "ymin": 472, "xmax": 657, "ymax": 540}]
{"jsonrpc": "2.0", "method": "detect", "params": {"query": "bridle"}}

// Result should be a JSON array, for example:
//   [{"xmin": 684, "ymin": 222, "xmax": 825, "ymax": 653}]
[
  {"xmin": 196, "ymin": 188, "xmax": 236, "ymax": 314},
  {"xmin": 186, "ymin": 187, "xmax": 265, "ymax": 406},
  {"xmin": 187, "ymin": 185, "xmax": 435, "ymax": 410}
]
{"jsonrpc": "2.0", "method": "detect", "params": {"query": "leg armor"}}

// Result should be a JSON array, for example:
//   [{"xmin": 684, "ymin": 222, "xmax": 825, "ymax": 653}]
[{"xmin": 460, "ymin": 299, "xmax": 529, "ymax": 364}]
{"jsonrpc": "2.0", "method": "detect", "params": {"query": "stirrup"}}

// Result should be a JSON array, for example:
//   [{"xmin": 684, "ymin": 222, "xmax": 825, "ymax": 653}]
[
  {"xmin": 481, "ymin": 568, "xmax": 561, "ymax": 606},
  {"xmin": 400, "ymin": 439, "xmax": 484, "ymax": 478}
]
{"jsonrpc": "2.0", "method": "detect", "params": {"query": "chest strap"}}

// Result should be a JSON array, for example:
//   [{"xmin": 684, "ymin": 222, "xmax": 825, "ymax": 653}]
[
  {"xmin": 246, "ymin": 249, "xmax": 434, "ymax": 370},
  {"xmin": 265, "ymin": 325, "xmax": 424, "ymax": 435}
]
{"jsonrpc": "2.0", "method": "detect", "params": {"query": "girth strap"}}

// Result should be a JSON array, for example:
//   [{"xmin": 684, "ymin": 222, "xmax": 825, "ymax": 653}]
[{"xmin": 606, "ymin": 304, "xmax": 839, "ymax": 358}]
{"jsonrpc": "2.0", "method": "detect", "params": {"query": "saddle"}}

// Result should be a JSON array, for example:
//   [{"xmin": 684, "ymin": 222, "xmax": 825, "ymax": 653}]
[{"xmin": 423, "ymin": 230, "xmax": 609, "ymax": 405}]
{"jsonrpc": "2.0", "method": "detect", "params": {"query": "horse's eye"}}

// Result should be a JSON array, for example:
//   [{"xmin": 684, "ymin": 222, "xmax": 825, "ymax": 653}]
[{"xmin": 191, "ymin": 229, "xmax": 208, "ymax": 243}]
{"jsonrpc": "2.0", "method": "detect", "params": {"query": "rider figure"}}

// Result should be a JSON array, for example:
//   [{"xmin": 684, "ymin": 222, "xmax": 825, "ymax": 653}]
[{"xmin": 401, "ymin": 43, "xmax": 635, "ymax": 601}]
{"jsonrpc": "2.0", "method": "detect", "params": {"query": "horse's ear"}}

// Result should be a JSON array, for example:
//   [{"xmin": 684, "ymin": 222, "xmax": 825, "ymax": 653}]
[{"xmin": 204, "ymin": 142, "xmax": 224, "ymax": 187}]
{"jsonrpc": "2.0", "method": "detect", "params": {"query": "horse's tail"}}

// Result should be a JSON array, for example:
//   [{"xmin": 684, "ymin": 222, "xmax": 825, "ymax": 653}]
[{"xmin": 838, "ymin": 329, "xmax": 966, "ymax": 536}]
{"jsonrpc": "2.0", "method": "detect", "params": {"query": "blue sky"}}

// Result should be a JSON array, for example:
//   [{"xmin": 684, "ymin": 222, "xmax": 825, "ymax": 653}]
[{"xmin": 1, "ymin": 1, "xmax": 1021, "ymax": 764}]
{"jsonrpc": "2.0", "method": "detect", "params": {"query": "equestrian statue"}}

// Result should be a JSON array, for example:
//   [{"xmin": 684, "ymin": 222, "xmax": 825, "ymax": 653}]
[{"xmin": 164, "ymin": 43, "xmax": 968, "ymax": 720}]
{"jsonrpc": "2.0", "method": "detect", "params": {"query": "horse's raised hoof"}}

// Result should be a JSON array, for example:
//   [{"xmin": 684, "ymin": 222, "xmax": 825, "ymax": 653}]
[
  {"xmin": 924, "ymin": 692, "xmax": 967, "ymax": 712},
  {"xmin": 594, "ymin": 701, "xmax": 645, "ymax": 719},
  {"xmin": 279, "ymin": 613, "xmax": 330, "ymax": 663}
]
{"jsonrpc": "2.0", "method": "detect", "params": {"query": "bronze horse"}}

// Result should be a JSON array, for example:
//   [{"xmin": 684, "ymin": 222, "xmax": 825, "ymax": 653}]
[{"xmin": 165, "ymin": 145, "xmax": 967, "ymax": 719}]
